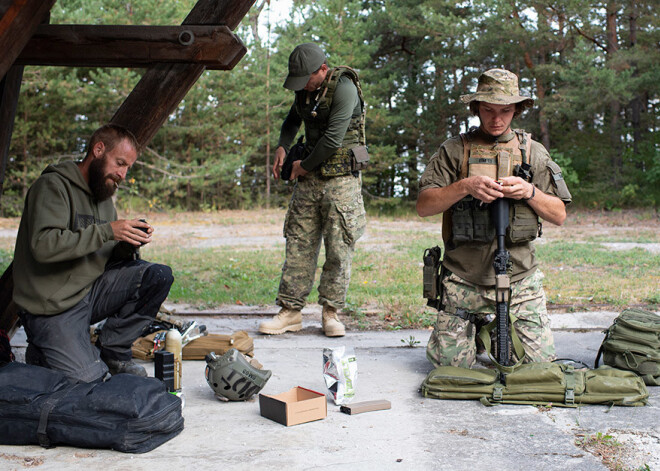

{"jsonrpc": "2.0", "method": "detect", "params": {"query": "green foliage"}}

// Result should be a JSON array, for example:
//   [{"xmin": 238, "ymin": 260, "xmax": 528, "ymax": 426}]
[{"xmin": 3, "ymin": 0, "xmax": 659, "ymax": 213}]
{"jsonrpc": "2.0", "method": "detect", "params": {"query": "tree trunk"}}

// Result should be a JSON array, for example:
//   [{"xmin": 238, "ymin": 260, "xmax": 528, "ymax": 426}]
[
  {"xmin": 265, "ymin": 2, "xmax": 271, "ymax": 208},
  {"xmin": 628, "ymin": 0, "xmax": 641, "ymax": 158},
  {"xmin": 606, "ymin": 1, "xmax": 622, "ymax": 185}
]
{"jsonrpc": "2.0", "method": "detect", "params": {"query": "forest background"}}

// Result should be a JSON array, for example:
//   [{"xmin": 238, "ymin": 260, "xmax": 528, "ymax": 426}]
[{"xmin": 3, "ymin": 0, "xmax": 659, "ymax": 216}]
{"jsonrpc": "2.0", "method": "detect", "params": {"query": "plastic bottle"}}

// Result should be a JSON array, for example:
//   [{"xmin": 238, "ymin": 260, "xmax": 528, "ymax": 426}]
[{"xmin": 164, "ymin": 329, "xmax": 182, "ymax": 392}]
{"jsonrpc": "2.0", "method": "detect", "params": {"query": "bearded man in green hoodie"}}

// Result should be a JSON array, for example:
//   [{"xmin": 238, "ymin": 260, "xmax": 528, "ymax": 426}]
[{"xmin": 12, "ymin": 124, "xmax": 174, "ymax": 383}]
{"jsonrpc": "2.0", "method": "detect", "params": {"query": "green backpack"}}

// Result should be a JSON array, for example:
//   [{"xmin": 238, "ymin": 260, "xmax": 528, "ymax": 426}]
[{"xmin": 595, "ymin": 308, "xmax": 660, "ymax": 386}]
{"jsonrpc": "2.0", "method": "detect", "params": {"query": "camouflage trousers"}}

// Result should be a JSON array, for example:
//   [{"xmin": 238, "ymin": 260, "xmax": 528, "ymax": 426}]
[
  {"xmin": 426, "ymin": 269, "xmax": 556, "ymax": 368},
  {"xmin": 276, "ymin": 171, "xmax": 366, "ymax": 311}
]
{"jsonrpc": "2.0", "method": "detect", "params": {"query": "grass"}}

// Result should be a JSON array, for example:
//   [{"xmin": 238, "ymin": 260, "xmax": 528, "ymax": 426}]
[
  {"xmin": 573, "ymin": 431, "xmax": 648, "ymax": 471},
  {"xmin": 0, "ymin": 209, "xmax": 658, "ymax": 329},
  {"xmin": 538, "ymin": 242, "xmax": 660, "ymax": 308}
]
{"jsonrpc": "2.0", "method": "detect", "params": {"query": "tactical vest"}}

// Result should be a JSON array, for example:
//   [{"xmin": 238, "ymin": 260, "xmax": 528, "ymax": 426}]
[
  {"xmin": 444, "ymin": 128, "xmax": 540, "ymax": 245},
  {"xmin": 294, "ymin": 66, "xmax": 366, "ymax": 176}
]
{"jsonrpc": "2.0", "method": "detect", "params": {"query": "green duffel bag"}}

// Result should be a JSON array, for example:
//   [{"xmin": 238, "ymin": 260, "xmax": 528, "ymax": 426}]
[
  {"xmin": 595, "ymin": 308, "xmax": 660, "ymax": 386},
  {"xmin": 421, "ymin": 362, "xmax": 648, "ymax": 407}
]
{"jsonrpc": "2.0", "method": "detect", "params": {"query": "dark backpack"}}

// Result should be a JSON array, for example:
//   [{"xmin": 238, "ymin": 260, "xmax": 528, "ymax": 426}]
[{"xmin": 595, "ymin": 308, "xmax": 660, "ymax": 386}]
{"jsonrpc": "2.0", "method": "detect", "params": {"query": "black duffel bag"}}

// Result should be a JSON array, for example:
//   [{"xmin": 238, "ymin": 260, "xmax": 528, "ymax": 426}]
[{"xmin": 0, "ymin": 362, "xmax": 183, "ymax": 453}]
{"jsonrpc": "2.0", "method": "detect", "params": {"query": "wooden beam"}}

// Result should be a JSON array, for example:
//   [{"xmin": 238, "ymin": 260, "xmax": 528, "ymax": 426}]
[
  {"xmin": 0, "ymin": 65, "xmax": 23, "ymax": 205},
  {"xmin": 0, "ymin": 0, "xmax": 56, "ymax": 79},
  {"xmin": 15, "ymin": 25, "xmax": 246, "ymax": 70},
  {"xmin": 110, "ymin": 0, "xmax": 256, "ymax": 146}
]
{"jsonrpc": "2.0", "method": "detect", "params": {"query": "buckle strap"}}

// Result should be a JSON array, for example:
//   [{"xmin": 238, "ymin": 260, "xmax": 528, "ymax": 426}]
[
  {"xmin": 452, "ymin": 308, "xmax": 479, "ymax": 325},
  {"xmin": 564, "ymin": 365, "xmax": 576, "ymax": 405},
  {"xmin": 37, "ymin": 388, "xmax": 70, "ymax": 448}
]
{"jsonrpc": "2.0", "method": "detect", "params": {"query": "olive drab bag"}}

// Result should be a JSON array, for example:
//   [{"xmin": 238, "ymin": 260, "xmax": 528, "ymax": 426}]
[
  {"xmin": 421, "ymin": 363, "xmax": 648, "ymax": 407},
  {"xmin": 595, "ymin": 308, "xmax": 660, "ymax": 386},
  {"xmin": 421, "ymin": 311, "xmax": 649, "ymax": 407}
]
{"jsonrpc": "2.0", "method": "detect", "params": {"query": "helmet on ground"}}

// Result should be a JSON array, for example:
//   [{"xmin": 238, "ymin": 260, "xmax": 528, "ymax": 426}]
[{"xmin": 205, "ymin": 348, "xmax": 272, "ymax": 401}]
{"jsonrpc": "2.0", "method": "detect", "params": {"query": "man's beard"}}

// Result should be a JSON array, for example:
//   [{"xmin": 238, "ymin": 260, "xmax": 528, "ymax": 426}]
[{"xmin": 88, "ymin": 154, "xmax": 118, "ymax": 201}]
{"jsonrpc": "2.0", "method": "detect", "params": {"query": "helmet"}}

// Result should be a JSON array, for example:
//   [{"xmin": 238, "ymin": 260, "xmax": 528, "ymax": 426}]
[{"xmin": 205, "ymin": 349, "xmax": 272, "ymax": 401}]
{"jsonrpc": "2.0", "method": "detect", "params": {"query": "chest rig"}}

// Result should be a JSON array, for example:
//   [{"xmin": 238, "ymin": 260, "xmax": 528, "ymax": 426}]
[
  {"xmin": 294, "ymin": 66, "xmax": 366, "ymax": 176},
  {"xmin": 460, "ymin": 129, "xmax": 531, "ymax": 181},
  {"xmin": 445, "ymin": 129, "xmax": 541, "ymax": 246}
]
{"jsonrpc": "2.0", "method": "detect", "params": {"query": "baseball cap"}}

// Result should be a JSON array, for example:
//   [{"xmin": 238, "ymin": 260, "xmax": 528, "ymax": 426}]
[{"xmin": 283, "ymin": 43, "xmax": 326, "ymax": 91}]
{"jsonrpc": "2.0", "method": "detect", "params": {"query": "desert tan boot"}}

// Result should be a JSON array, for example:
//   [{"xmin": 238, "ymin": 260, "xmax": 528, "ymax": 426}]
[
  {"xmin": 322, "ymin": 305, "xmax": 345, "ymax": 337},
  {"xmin": 258, "ymin": 308, "xmax": 303, "ymax": 335}
]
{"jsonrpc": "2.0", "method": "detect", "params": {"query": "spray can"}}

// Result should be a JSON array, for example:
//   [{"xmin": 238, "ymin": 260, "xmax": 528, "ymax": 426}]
[{"xmin": 164, "ymin": 329, "xmax": 182, "ymax": 393}]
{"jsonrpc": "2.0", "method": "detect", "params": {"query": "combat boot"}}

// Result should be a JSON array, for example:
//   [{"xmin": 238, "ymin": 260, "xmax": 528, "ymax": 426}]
[
  {"xmin": 259, "ymin": 308, "xmax": 303, "ymax": 335},
  {"xmin": 103, "ymin": 358, "xmax": 148, "ymax": 377},
  {"xmin": 322, "ymin": 305, "xmax": 345, "ymax": 337}
]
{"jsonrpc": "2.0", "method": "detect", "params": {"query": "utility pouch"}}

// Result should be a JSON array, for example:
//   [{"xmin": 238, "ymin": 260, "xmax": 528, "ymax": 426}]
[
  {"xmin": 451, "ymin": 197, "xmax": 474, "ymax": 242},
  {"xmin": 281, "ymin": 136, "xmax": 308, "ymax": 181},
  {"xmin": 467, "ymin": 146, "xmax": 498, "ymax": 180},
  {"xmin": 472, "ymin": 204, "xmax": 494, "ymax": 242},
  {"xmin": 321, "ymin": 147, "xmax": 353, "ymax": 177},
  {"xmin": 350, "ymin": 145, "xmax": 369, "ymax": 172},
  {"xmin": 451, "ymin": 197, "xmax": 495, "ymax": 243},
  {"xmin": 507, "ymin": 202, "xmax": 539, "ymax": 243},
  {"xmin": 423, "ymin": 246, "xmax": 443, "ymax": 309}
]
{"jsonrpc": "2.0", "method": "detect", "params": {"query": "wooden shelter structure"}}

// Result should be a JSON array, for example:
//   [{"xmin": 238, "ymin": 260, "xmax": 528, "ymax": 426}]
[{"xmin": 0, "ymin": 0, "xmax": 257, "ymax": 337}]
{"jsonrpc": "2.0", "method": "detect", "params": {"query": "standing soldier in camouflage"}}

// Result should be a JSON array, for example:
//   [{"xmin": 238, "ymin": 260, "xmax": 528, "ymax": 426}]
[
  {"xmin": 260, "ymin": 43, "xmax": 367, "ymax": 337},
  {"xmin": 417, "ymin": 69, "xmax": 572, "ymax": 368}
]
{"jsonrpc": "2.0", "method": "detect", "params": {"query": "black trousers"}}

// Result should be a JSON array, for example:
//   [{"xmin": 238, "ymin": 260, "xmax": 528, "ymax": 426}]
[{"xmin": 20, "ymin": 260, "xmax": 174, "ymax": 383}]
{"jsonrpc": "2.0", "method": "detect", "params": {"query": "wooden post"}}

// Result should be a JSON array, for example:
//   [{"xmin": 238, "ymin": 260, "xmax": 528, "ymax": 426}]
[
  {"xmin": 0, "ymin": 0, "xmax": 56, "ymax": 79},
  {"xmin": 0, "ymin": 65, "xmax": 23, "ymax": 212}
]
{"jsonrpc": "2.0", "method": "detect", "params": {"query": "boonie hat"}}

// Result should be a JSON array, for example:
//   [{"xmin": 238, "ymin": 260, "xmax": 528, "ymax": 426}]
[
  {"xmin": 283, "ymin": 43, "xmax": 326, "ymax": 91},
  {"xmin": 460, "ymin": 68, "xmax": 534, "ymax": 109}
]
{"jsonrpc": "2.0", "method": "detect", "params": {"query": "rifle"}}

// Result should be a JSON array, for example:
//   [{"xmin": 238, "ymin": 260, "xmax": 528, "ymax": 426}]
[{"xmin": 490, "ymin": 197, "xmax": 511, "ymax": 384}]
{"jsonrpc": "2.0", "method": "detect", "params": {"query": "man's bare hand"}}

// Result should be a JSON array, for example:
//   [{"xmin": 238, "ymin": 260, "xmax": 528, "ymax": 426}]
[
  {"xmin": 499, "ymin": 176, "xmax": 534, "ymax": 200},
  {"xmin": 463, "ymin": 176, "xmax": 504, "ymax": 203},
  {"xmin": 110, "ymin": 218, "xmax": 153, "ymax": 246},
  {"xmin": 272, "ymin": 146, "xmax": 286, "ymax": 180},
  {"xmin": 289, "ymin": 160, "xmax": 308, "ymax": 180}
]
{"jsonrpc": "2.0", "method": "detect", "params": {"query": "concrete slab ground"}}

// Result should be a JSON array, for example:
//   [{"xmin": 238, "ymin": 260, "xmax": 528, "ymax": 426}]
[{"xmin": 2, "ymin": 310, "xmax": 659, "ymax": 471}]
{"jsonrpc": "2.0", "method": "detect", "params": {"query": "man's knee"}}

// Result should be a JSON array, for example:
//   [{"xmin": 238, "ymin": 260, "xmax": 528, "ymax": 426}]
[
  {"xmin": 141, "ymin": 263, "xmax": 174, "ymax": 292},
  {"xmin": 426, "ymin": 312, "xmax": 477, "ymax": 368}
]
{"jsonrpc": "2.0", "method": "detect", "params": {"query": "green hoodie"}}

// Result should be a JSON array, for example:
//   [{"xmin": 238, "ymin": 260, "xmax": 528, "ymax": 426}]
[{"xmin": 13, "ymin": 161, "xmax": 117, "ymax": 315}]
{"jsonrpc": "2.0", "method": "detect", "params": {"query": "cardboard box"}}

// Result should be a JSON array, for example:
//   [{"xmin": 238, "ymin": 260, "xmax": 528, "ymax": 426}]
[{"xmin": 259, "ymin": 387, "xmax": 327, "ymax": 426}]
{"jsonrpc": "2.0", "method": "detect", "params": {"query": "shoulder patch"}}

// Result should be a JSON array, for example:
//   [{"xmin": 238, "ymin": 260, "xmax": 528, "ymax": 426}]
[{"xmin": 546, "ymin": 160, "xmax": 572, "ymax": 202}]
